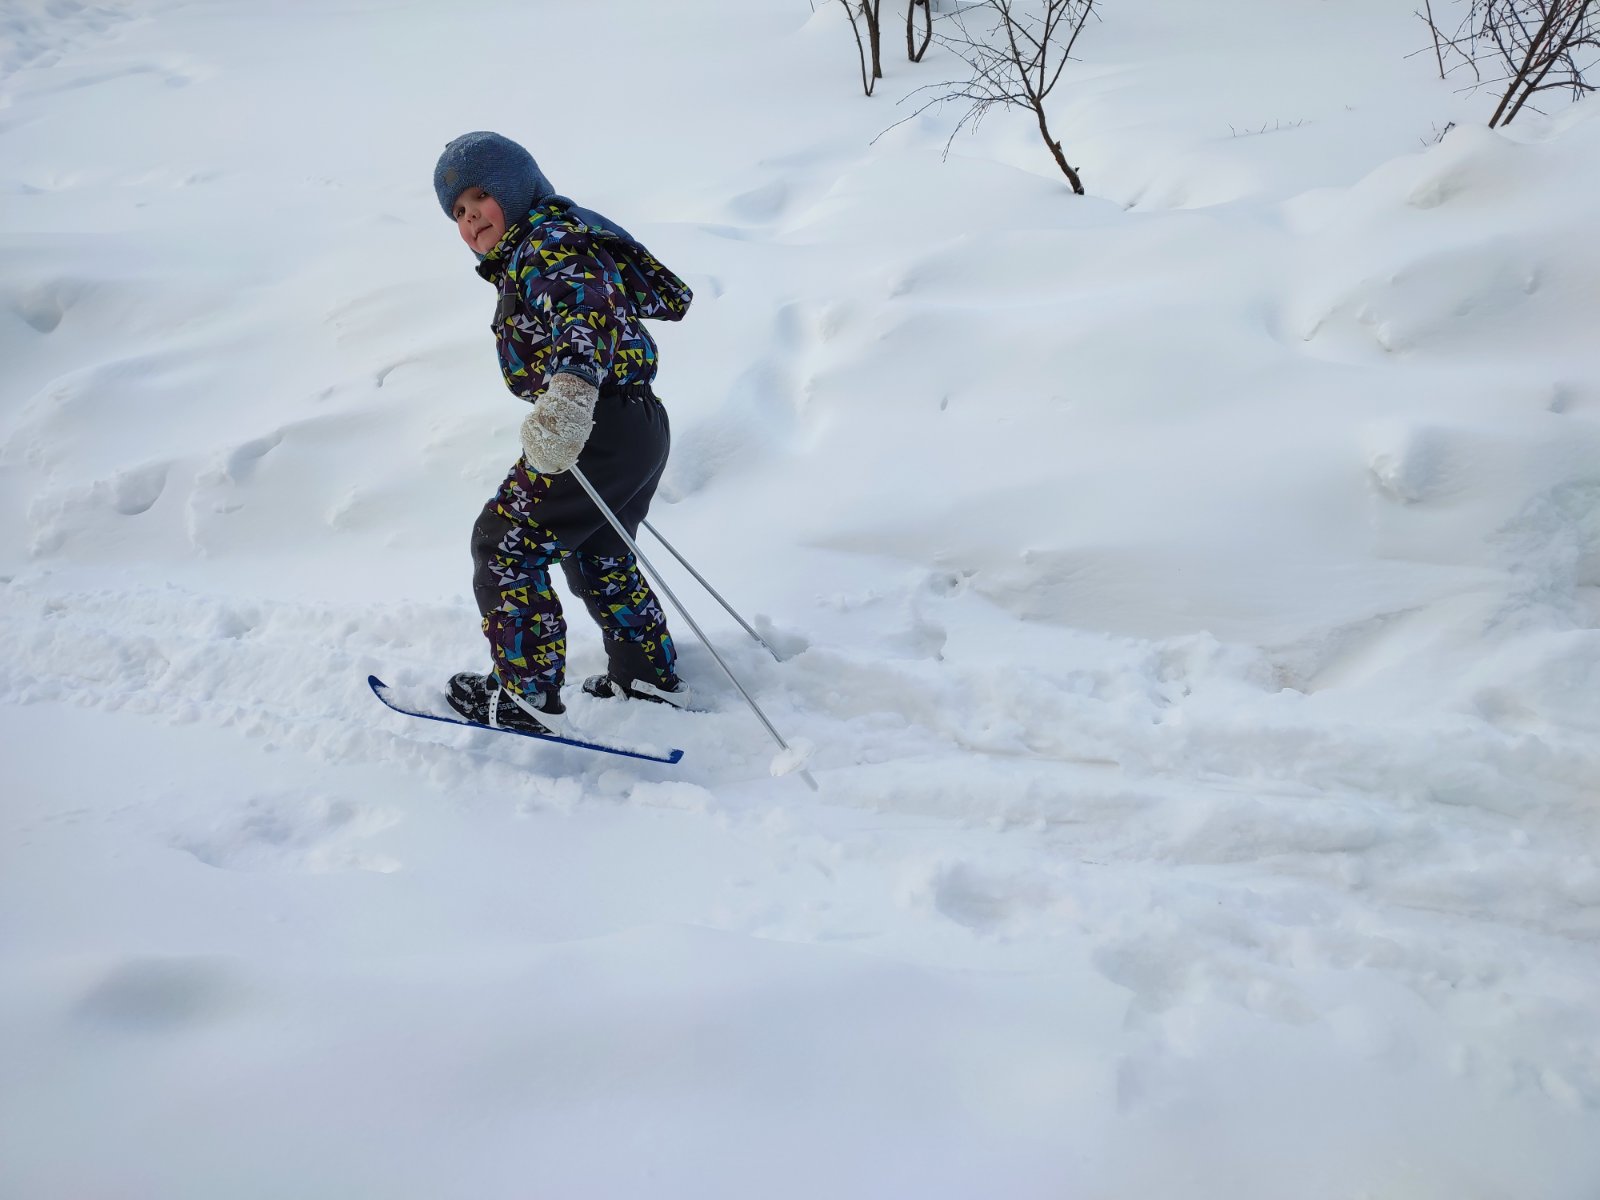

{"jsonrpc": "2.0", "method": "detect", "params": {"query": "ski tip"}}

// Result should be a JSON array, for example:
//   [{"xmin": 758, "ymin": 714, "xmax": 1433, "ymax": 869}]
[
  {"xmin": 665, "ymin": 748, "xmax": 685, "ymax": 765},
  {"xmin": 368, "ymin": 675, "xmax": 387, "ymax": 692}
]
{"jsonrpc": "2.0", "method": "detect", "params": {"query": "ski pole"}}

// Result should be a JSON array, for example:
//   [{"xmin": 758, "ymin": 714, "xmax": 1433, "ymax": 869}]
[
  {"xmin": 642, "ymin": 519, "xmax": 782, "ymax": 663},
  {"xmin": 569, "ymin": 466, "xmax": 818, "ymax": 792}
]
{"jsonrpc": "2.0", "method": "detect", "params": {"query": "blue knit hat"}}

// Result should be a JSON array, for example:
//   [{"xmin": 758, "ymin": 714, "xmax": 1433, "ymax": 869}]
[
  {"xmin": 433, "ymin": 131, "xmax": 640, "ymax": 248},
  {"xmin": 433, "ymin": 131, "xmax": 553, "ymax": 223}
]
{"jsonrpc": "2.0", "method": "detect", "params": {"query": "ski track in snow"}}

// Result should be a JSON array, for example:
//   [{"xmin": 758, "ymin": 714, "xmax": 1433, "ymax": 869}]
[{"xmin": 4, "ymin": 571, "xmax": 1598, "ymax": 1104}]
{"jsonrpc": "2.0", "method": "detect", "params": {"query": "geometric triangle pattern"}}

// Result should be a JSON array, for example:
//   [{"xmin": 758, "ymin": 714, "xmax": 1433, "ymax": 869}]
[{"xmin": 476, "ymin": 201, "xmax": 694, "ymax": 405}]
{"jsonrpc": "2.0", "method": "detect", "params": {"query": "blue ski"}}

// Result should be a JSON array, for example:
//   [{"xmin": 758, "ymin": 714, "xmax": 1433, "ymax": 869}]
[{"xmin": 368, "ymin": 675, "xmax": 684, "ymax": 765}]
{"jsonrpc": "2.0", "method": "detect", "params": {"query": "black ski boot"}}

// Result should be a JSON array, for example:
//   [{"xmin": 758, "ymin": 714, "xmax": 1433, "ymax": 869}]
[
  {"xmin": 581, "ymin": 671, "xmax": 693, "ymax": 709},
  {"xmin": 582, "ymin": 640, "xmax": 693, "ymax": 709},
  {"xmin": 447, "ymin": 672, "xmax": 566, "ymax": 736}
]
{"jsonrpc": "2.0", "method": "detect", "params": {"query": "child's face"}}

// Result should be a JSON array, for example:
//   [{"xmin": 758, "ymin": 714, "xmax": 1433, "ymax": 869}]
[{"xmin": 453, "ymin": 187, "xmax": 506, "ymax": 255}]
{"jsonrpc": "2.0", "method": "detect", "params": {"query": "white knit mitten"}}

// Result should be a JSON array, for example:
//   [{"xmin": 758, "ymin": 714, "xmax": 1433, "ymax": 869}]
[{"xmin": 521, "ymin": 372, "xmax": 598, "ymax": 475}]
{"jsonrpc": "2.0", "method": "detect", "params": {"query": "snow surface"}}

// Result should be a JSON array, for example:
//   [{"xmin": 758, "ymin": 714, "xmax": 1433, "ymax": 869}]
[{"xmin": 3, "ymin": 0, "xmax": 1599, "ymax": 1196}]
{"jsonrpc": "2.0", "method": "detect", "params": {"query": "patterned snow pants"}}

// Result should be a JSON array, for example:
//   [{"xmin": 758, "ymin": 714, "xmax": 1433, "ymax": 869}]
[{"xmin": 469, "ymin": 385, "xmax": 677, "ymax": 702}]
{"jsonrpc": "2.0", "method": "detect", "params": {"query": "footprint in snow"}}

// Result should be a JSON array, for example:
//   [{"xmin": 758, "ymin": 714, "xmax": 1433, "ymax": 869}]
[
  {"xmin": 73, "ymin": 955, "xmax": 254, "ymax": 1033},
  {"xmin": 173, "ymin": 793, "xmax": 401, "ymax": 875}
]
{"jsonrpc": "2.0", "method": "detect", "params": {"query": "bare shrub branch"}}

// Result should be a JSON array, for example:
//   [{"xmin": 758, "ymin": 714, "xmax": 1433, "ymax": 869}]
[
  {"xmin": 1422, "ymin": 0, "xmax": 1450, "ymax": 77},
  {"xmin": 893, "ymin": 0, "xmax": 1099, "ymax": 194},
  {"xmin": 1419, "ymin": 0, "xmax": 1598, "ymax": 126},
  {"xmin": 907, "ymin": 0, "xmax": 934, "ymax": 62}
]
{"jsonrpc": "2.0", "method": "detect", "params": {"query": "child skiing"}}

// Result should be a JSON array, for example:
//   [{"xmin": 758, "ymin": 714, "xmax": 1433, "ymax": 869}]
[{"xmin": 432, "ymin": 131, "xmax": 693, "ymax": 735}]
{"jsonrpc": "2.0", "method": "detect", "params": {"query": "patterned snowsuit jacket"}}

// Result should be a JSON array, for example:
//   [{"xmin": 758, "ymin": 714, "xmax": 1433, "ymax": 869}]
[{"xmin": 475, "ymin": 201, "xmax": 693, "ymax": 401}]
